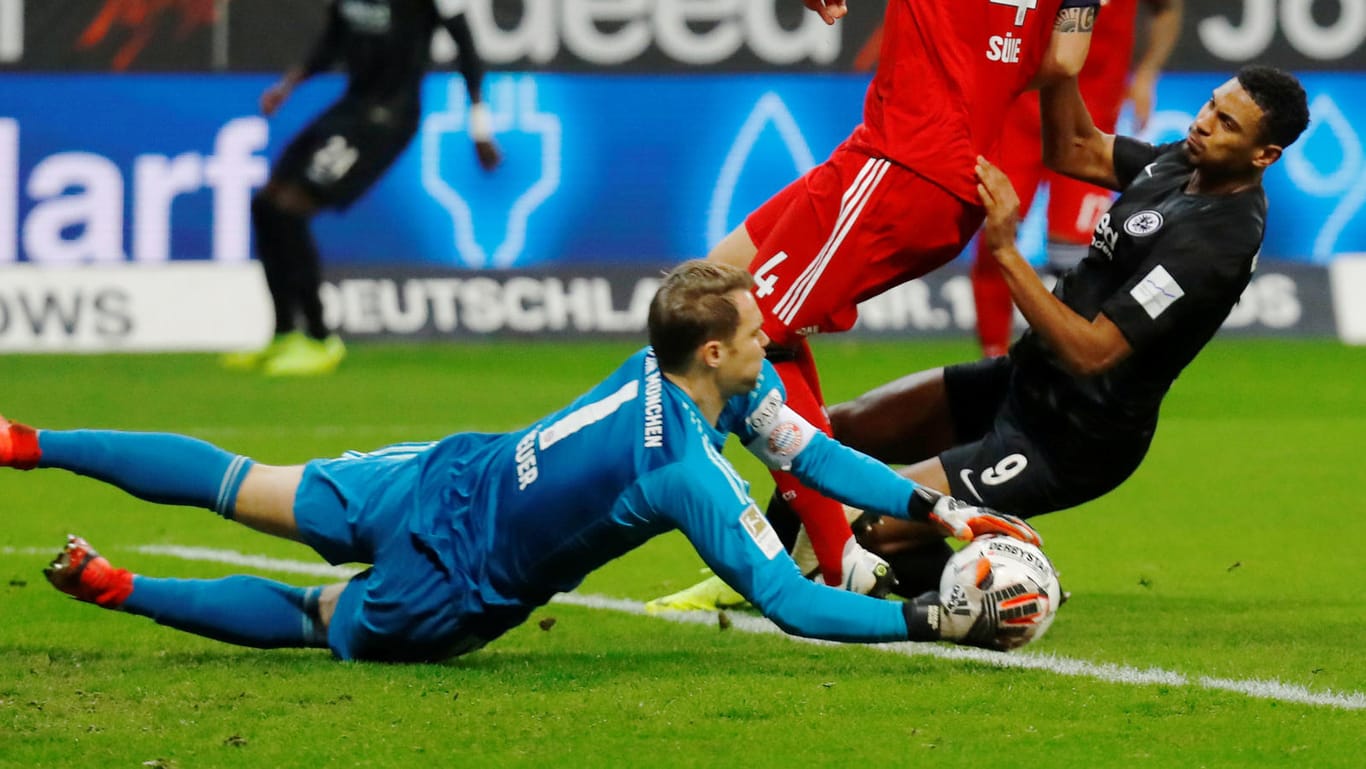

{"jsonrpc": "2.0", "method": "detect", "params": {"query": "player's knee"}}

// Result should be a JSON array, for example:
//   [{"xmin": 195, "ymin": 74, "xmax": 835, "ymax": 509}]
[
  {"xmin": 827, "ymin": 400, "xmax": 855, "ymax": 439},
  {"xmin": 827, "ymin": 396, "xmax": 886, "ymax": 453},
  {"xmin": 252, "ymin": 191, "xmax": 313, "ymax": 266},
  {"xmin": 251, "ymin": 191, "xmax": 292, "ymax": 238},
  {"xmin": 707, "ymin": 226, "xmax": 758, "ymax": 270},
  {"xmin": 315, "ymin": 582, "xmax": 346, "ymax": 633},
  {"xmin": 255, "ymin": 183, "xmax": 317, "ymax": 219},
  {"xmin": 251, "ymin": 191, "xmax": 275, "ymax": 222}
]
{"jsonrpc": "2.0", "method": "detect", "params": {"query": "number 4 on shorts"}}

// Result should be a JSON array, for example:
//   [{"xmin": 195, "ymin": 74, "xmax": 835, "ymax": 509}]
[{"xmin": 753, "ymin": 252, "xmax": 788, "ymax": 298}]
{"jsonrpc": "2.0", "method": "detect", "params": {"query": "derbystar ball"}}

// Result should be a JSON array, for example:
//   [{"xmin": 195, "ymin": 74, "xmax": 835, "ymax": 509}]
[{"xmin": 940, "ymin": 536, "xmax": 1063, "ymax": 651}]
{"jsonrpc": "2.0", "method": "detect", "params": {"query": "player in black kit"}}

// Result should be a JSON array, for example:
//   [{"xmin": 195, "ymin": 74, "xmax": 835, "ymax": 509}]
[
  {"xmin": 649, "ymin": 66, "xmax": 1310, "ymax": 610},
  {"xmin": 805, "ymin": 65, "xmax": 1311, "ymax": 595},
  {"xmin": 224, "ymin": 0, "xmax": 502, "ymax": 376}
]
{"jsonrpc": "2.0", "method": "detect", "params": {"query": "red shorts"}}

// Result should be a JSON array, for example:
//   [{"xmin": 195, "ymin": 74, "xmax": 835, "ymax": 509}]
[{"xmin": 744, "ymin": 142, "xmax": 982, "ymax": 346}]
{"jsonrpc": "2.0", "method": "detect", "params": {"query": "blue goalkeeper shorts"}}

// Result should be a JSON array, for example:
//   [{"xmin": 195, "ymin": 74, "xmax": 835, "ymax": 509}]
[{"xmin": 293, "ymin": 439, "xmax": 523, "ymax": 662}]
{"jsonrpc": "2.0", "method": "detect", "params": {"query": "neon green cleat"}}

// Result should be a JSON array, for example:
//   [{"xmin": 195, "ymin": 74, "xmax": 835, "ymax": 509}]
[
  {"xmin": 645, "ymin": 575, "xmax": 748, "ymax": 614},
  {"xmin": 220, "ymin": 331, "xmax": 302, "ymax": 371},
  {"xmin": 263, "ymin": 334, "xmax": 346, "ymax": 377}
]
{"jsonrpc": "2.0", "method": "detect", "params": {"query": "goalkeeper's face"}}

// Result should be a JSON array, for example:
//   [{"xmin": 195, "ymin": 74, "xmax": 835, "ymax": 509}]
[{"xmin": 717, "ymin": 290, "xmax": 769, "ymax": 397}]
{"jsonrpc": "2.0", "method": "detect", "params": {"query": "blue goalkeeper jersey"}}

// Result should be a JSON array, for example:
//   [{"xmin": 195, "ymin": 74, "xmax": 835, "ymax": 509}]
[{"xmin": 415, "ymin": 347, "xmax": 916, "ymax": 643}]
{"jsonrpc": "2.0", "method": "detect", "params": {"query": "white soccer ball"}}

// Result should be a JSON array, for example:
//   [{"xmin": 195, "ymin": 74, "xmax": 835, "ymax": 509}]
[{"xmin": 939, "ymin": 536, "xmax": 1062, "ymax": 651}]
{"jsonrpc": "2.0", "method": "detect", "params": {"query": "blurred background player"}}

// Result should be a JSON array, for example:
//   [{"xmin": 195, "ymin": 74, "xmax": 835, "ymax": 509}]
[
  {"xmin": 653, "ymin": 0, "xmax": 1099, "ymax": 608},
  {"xmin": 222, "ymin": 0, "xmax": 503, "ymax": 377},
  {"xmin": 1, "ymin": 261, "xmax": 1040, "ymax": 660},
  {"xmin": 827, "ymin": 65, "xmax": 1310, "ymax": 594},
  {"xmin": 972, "ymin": 0, "xmax": 1183, "ymax": 357}
]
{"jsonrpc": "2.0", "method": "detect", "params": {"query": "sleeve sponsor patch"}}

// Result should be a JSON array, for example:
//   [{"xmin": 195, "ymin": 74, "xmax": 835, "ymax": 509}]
[
  {"xmin": 745, "ymin": 388, "xmax": 784, "ymax": 433},
  {"xmin": 740, "ymin": 504, "xmax": 784, "ymax": 560},
  {"xmin": 1130, "ymin": 265, "xmax": 1185, "ymax": 319}
]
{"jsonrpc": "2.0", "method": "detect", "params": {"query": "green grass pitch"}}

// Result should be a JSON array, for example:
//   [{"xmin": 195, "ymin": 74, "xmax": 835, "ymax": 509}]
[{"xmin": 2, "ymin": 338, "xmax": 1364, "ymax": 768}]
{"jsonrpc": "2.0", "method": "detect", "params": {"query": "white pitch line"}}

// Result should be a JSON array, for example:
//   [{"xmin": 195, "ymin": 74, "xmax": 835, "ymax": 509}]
[
  {"xmin": 180, "ymin": 424, "xmax": 463, "ymax": 440},
  {"xmin": 556, "ymin": 594, "xmax": 1366, "ymax": 711},
  {"xmin": 5, "ymin": 544, "xmax": 1362, "ymax": 711},
  {"xmin": 132, "ymin": 545, "xmax": 364, "ymax": 579}
]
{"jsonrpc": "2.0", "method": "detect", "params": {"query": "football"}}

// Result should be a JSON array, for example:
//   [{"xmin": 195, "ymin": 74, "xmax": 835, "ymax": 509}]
[{"xmin": 940, "ymin": 535, "xmax": 1062, "ymax": 651}]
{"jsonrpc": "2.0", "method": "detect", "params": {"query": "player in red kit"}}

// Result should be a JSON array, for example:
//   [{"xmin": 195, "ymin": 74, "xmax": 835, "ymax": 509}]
[
  {"xmin": 649, "ymin": 0, "xmax": 1099, "ymax": 610},
  {"xmin": 972, "ymin": 0, "xmax": 1183, "ymax": 357}
]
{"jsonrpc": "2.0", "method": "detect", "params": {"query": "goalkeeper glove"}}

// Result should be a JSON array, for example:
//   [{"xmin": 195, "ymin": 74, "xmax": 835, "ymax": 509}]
[
  {"xmin": 906, "ymin": 486, "xmax": 1042, "ymax": 547},
  {"xmin": 900, "ymin": 584, "xmax": 1025, "ymax": 652}
]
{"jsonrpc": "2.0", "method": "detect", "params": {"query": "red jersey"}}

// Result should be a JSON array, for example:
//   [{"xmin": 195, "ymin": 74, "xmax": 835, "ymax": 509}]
[{"xmin": 850, "ymin": 0, "xmax": 1069, "ymax": 203}]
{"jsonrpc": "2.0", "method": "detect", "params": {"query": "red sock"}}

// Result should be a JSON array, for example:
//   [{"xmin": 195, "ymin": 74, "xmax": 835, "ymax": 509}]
[
  {"xmin": 0, "ymin": 419, "xmax": 41, "ymax": 470},
  {"xmin": 86, "ymin": 561, "xmax": 135, "ymax": 609},
  {"xmin": 971, "ymin": 250, "xmax": 1014, "ymax": 358},
  {"xmin": 770, "ymin": 351, "xmax": 851, "ymax": 586},
  {"xmin": 771, "ymin": 470, "xmax": 852, "ymax": 585}
]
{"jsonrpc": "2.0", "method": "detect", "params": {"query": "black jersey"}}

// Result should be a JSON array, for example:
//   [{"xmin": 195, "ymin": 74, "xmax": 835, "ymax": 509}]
[
  {"xmin": 303, "ymin": 0, "xmax": 484, "ymax": 114},
  {"xmin": 1010, "ymin": 136, "xmax": 1268, "ymax": 438}
]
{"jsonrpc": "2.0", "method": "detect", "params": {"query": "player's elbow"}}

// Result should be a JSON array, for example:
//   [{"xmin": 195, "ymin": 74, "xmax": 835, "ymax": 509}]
[
  {"xmin": 766, "ymin": 611, "xmax": 808, "ymax": 638},
  {"xmin": 757, "ymin": 592, "xmax": 823, "ymax": 639},
  {"xmin": 1058, "ymin": 353, "xmax": 1107, "ymax": 378},
  {"xmin": 1042, "ymin": 139, "xmax": 1091, "ymax": 176},
  {"xmin": 1058, "ymin": 316, "xmax": 1132, "ymax": 377},
  {"xmin": 1052, "ymin": 50, "xmax": 1088, "ymax": 80},
  {"xmin": 1057, "ymin": 344, "xmax": 1125, "ymax": 378},
  {"xmin": 1037, "ymin": 43, "xmax": 1089, "ymax": 83},
  {"xmin": 767, "ymin": 610, "xmax": 828, "ymax": 641},
  {"xmin": 1040, "ymin": 142, "xmax": 1070, "ymax": 174},
  {"xmin": 1043, "ymin": 141, "xmax": 1116, "ymax": 191},
  {"xmin": 1033, "ymin": 60, "xmax": 1080, "ymax": 87}
]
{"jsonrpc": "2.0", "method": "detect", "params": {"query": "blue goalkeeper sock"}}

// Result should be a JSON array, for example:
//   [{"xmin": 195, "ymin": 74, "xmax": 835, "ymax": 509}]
[
  {"xmin": 36, "ymin": 430, "xmax": 253, "ymax": 518},
  {"xmin": 122, "ymin": 575, "xmax": 328, "ymax": 649}
]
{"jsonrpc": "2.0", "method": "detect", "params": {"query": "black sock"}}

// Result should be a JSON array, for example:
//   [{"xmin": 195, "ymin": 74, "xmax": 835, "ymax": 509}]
[
  {"xmin": 251, "ymin": 194, "xmax": 299, "ymax": 336},
  {"xmin": 764, "ymin": 491, "xmax": 802, "ymax": 553},
  {"xmin": 252, "ymin": 193, "xmax": 328, "ymax": 340},
  {"xmin": 293, "ymin": 230, "xmax": 329, "ymax": 340}
]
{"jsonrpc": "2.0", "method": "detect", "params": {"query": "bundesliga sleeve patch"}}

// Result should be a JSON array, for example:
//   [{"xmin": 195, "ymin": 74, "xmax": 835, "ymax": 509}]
[
  {"xmin": 740, "ymin": 504, "xmax": 784, "ymax": 560},
  {"xmin": 1130, "ymin": 265, "xmax": 1185, "ymax": 319}
]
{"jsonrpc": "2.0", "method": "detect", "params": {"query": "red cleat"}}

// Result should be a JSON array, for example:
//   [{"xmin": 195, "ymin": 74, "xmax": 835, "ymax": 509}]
[
  {"xmin": 0, "ymin": 415, "xmax": 41, "ymax": 470},
  {"xmin": 43, "ymin": 535, "xmax": 134, "ymax": 609}
]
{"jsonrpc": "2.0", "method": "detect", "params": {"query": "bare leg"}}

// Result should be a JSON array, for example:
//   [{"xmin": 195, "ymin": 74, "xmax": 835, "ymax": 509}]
[
  {"xmin": 265, "ymin": 180, "xmax": 322, "ymax": 218},
  {"xmin": 829, "ymin": 366, "xmax": 957, "ymax": 465},
  {"xmin": 707, "ymin": 225, "xmax": 758, "ymax": 270},
  {"xmin": 232, "ymin": 464, "xmax": 307, "ymax": 542},
  {"xmin": 830, "ymin": 372, "xmax": 962, "ymax": 594},
  {"xmin": 856, "ymin": 457, "xmax": 952, "ymax": 555},
  {"xmin": 232, "ymin": 457, "xmax": 346, "ymax": 636},
  {"xmin": 830, "ymin": 365, "xmax": 960, "ymax": 552},
  {"xmin": 317, "ymin": 582, "xmax": 346, "ymax": 629}
]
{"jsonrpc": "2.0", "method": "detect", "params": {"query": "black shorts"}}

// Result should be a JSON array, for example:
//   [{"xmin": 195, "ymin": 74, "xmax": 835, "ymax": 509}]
[
  {"xmin": 938, "ymin": 356, "xmax": 1153, "ymax": 517},
  {"xmin": 273, "ymin": 98, "xmax": 419, "ymax": 209}
]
